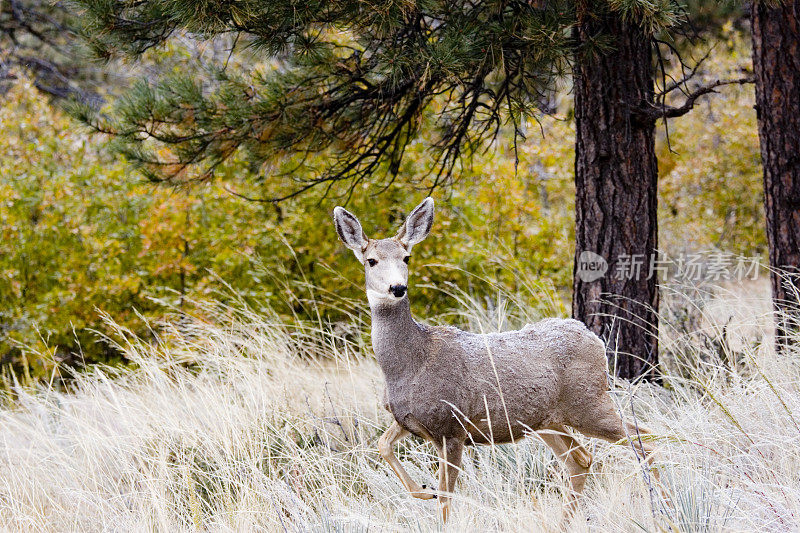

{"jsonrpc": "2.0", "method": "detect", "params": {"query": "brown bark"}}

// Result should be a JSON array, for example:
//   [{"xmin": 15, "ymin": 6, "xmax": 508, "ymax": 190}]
[
  {"xmin": 751, "ymin": 1, "xmax": 800, "ymax": 350},
  {"xmin": 573, "ymin": 9, "xmax": 659, "ymax": 380}
]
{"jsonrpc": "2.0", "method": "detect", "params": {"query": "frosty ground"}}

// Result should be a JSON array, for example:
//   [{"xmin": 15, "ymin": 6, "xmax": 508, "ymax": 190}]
[{"xmin": 0, "ymin": 281, "xmax": 797, "ymax": 532}]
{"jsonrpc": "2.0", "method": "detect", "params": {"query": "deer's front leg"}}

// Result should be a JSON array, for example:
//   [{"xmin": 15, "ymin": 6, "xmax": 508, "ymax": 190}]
[
  {"xmin": 435, "ymin": 437, "xmax": 464, "ymax": 522},
  {"xmin": 378, "ymin": 421, "xmax": 437, "ymax": 500}
]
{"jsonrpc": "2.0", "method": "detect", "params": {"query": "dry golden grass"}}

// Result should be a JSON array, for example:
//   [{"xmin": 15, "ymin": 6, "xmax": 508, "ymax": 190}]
[{"xmin": 0, "ymin": 284, "xmax": 798, "ymax": 532}]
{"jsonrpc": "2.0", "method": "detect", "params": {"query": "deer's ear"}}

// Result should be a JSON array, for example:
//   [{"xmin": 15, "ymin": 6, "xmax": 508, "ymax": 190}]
[
  {"xmin": 396, "ymin": 197, "xmax": 434, "ymax": 250},
  {"xmin": 333, "ymin": 206, "xmax": 368, "ymax": 263}
]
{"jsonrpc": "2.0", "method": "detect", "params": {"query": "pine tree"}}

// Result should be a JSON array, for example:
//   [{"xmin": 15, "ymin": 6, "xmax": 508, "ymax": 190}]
[
  {"xmin": 71, "ymin": 0, "xmax": 730, "ymax": 380},
  {"xmin": 71, "ymin": 1, "xmax": 578, "ymax": 192},
  {"xmin": 572, "ymin": 3, "xmax": 661, "ymax": 380},
  {"xmin": 572, "ymin": 1, "xmax": 753, "ymax": 381},
  {"xmin": 751, "ymin": 0, "xmax": 800, "ymax": 351}
]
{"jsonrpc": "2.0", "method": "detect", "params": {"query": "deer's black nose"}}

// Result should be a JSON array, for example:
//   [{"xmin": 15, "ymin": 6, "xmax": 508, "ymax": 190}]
[{"xmin": 389, "ymin": 284, "xmax": 407, "ymax": 298}]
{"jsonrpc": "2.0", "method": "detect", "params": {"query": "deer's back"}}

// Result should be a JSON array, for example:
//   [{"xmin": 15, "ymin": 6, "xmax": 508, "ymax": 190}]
[{"xmin": 391, "ymin": 318, "xmax": 609, "ymax": 444}]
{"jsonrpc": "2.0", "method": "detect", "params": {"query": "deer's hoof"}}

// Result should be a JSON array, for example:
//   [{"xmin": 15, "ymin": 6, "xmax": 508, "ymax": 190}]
[{"xmin": 410, "ymin": 485, "xmax": 437, "ymax": 500}]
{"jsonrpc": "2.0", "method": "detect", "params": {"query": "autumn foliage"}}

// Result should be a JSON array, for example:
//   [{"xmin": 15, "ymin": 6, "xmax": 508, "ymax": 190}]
[{"xmin": 1, "ymin": 35, "xmax": 765, "ymax": 381}]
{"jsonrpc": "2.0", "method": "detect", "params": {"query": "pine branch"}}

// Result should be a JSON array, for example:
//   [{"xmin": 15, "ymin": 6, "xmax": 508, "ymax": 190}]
[
  {"xmin": 654, "ymin": 44, "xmax": 714, "ymax": 98},
  {"xmin": 635, "ymin": 76, "xmax": 754, "ymax": 122},
  {"xmin": 69, "ymin": 0, "xmax": 577, "ymax": 199}
]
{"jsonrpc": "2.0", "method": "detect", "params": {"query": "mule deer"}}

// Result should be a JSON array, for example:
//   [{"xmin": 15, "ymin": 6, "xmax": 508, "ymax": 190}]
[{"xmin": 333, "ymin": 197, "xmax": 657, "ymax": 521}]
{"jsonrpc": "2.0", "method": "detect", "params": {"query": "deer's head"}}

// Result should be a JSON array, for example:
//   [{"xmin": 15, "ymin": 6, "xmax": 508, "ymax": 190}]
[{"xmin": 333, "ymin": 198, "xmax": 434, "ymax": 307}]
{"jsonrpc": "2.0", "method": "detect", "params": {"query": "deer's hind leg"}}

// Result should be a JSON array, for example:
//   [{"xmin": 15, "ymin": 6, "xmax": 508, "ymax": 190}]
[
  {"xmin": 378, "ymin": 421, "xmax": 436, "ymax": 500},
  {"xmin": 538, "ymin": 425, "xmax": 592, "ymax": 513}
]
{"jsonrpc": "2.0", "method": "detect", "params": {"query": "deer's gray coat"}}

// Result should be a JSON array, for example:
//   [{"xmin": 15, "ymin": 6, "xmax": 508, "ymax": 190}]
[{"xmin": 333, "ymin": 197, "xmax": 658, "ymax": 521}]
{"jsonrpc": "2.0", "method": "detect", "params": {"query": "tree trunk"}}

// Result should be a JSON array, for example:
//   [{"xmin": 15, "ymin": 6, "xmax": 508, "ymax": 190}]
[
  {"xmin": 572, "ymin": 9, "xmax": 659, "ymax": 380},
  {"xmin": 751, "ymin": 1, "xmax": 800, "ymax": 350}
]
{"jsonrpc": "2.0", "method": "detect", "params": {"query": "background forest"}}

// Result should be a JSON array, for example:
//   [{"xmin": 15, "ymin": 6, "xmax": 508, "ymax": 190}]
[
  {"xmin": 3, "ymin": 1, "xmax": 800, "ymax": 531},
  {"xmin": 1, "ymin": 27, "xmax": 761, "ymax": 382}
]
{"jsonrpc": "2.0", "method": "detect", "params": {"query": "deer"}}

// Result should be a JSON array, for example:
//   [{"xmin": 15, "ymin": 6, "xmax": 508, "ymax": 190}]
[{"xmin": 332, "ymin": 197, "xmax": 658, "ymax": 522}]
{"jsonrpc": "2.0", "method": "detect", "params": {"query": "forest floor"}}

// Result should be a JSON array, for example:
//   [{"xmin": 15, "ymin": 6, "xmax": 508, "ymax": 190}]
[{"xmin": 0, "ymin": 282, "xmax": 798, "ymax": 532}]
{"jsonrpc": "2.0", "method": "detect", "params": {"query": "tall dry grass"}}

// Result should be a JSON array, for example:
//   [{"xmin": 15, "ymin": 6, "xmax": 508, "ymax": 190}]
[{"xmin": 0, "ymin": 282, "xmax": 798, "ymax": 532}]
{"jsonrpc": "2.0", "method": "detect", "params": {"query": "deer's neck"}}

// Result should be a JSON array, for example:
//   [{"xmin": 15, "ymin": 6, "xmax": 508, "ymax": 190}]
[{"xmin": 370, "ymin": 297, "xmax": 427, "ymax": 380}]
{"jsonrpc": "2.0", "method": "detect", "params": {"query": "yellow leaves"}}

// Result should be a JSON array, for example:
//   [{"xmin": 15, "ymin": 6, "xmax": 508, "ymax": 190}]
[
  {"xmin": 0, "ymin": 31, "xmax": 767, "ymax": 379},
  {"xmin": 9, "ymin": 279, "xmax": 23, "ymax": 299},
  {"xmin": 656, "ymin": 33, "xmax": 763, "ymax": 257}
]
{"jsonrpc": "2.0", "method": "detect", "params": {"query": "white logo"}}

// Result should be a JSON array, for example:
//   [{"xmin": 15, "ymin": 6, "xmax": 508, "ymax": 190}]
[{"xmin": 576, "ymin": 251, "xmax": 608, "ymax": 282}]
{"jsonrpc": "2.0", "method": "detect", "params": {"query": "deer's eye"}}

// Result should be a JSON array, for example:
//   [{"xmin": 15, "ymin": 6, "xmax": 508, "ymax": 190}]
[
  {"xmin": 367, "ymin": 259, "xmax": 378, "ymax": 267},
  {"xmin": 403, "ymin": 256, "xmax": 410, "ymax": 264}
]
